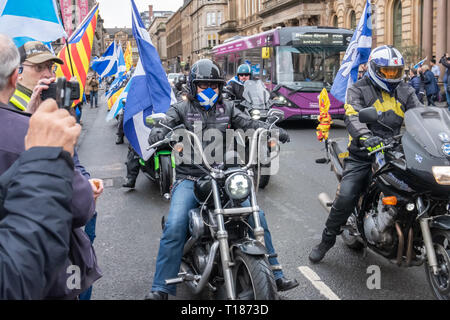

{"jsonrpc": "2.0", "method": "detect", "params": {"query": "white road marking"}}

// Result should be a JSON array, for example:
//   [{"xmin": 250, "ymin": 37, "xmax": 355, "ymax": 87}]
[{"xmin": 298, "ymin": 266, "xmax": 341, "ymax": 300}]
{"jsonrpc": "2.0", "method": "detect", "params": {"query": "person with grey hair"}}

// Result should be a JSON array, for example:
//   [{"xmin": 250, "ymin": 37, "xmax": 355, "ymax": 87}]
[
  {"xmin": 0, "ymin": 33, "xmax": 85, "ymax": 299},
  {"xmin": 0, "ymin": 34, "xmax": 101, "ymax": 299}
]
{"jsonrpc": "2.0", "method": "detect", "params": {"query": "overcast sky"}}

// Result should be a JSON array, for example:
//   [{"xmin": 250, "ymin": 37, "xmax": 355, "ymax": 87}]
[{"xmin": 97, "ymin": 0, "xmax": 183, "ymax": 28}]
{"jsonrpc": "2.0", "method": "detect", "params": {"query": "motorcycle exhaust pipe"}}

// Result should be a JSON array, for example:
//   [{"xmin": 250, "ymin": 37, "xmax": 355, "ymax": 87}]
[
  {"xmin": 181, "ymin": 241, "xmax": 219, "ymax": 295},
  {"xmin": 318, "ymin": 192, "xmax": 333, "ymax": 215},
  {"xmin": 395, "ymin": 222, "xmax": 404, "ymax": 266},
  {"xmin": 406, "ymin": 227, "xmax": 414, "ymax": 267}
]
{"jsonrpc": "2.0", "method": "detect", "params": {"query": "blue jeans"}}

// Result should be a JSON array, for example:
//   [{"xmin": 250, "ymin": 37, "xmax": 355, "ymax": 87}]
[
  {"xmin": 444, "ymin": 82, "xmax": 450, "ymax": 110},
  {"xmin": 151, "ymin": 179, "xmax": 283, "ymax": 296},
  {"xmin": 90, "ymin": 91, "xmax": 98, "ymax": 108},
  {"xmin": 78, "ymin": 212, "xmax": 97, "ymax": 300}
]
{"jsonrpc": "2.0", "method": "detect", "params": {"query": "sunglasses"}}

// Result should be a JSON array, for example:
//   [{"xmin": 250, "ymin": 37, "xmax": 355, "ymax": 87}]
[
  {"xmin": 197, "ymin": 82, "xmax": 219, "ymax": 90},
  {"xmin": 239, "ymin": 74, "xmax": 251, "ymax": 77},
  {"xmin": 22, "ymin": 62, "xmax": 56, "ymax": 73}
]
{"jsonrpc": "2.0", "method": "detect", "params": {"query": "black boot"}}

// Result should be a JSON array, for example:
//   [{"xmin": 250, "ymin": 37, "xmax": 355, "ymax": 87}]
[
  {"xmin": 116, "ymin": 135, "xmax": 124, "ymax": 144},
  {"xmin": 309, "ymin": 229, "xmax": 336, "ymax": 263},
  {"xmin": 122, "ymin": 178, "xmax": 136, "ymax": 188},
  {"xmin": 144, "ymin": 291, "xmax": 168, "ymax": 300},
  {"xmin": 276, "ymin": 277, "xmax": 299, "ymax": 292}
]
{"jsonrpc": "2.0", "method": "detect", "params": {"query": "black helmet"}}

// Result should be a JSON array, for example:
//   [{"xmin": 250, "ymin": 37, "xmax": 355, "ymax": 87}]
[{"xmin": 188, "ymin": 59, "xmax": 226, "ymax": 96}]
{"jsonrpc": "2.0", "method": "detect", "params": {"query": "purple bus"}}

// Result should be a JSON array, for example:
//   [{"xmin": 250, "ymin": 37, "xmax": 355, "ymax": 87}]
[{"xmin": 212, "ymin": 26, "xmax": 353, "ymax": 120}]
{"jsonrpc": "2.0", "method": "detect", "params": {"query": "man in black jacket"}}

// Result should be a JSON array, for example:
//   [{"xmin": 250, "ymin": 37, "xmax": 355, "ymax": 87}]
[
  {"xmin": 309, "ymin": 45, "xmax": 423, "ymax": 263},
  {"xmin": 145, "ymin": 59, "xmax": 298, "ymax": 300}
]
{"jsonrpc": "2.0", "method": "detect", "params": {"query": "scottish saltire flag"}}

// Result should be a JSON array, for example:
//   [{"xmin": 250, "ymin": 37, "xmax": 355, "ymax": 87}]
[
  {"xmin": 413, "ymin": 57, "xmax": 427, "ymax": 69},
  {"xmin": 91, "ymin": 41, "xmax": 119, "ymax": 79},
  {"xmin": 106, "ymin": 77, "xmax": 132, "ymax": 122},
  {"xmin": 330, "ymin": 0, "xmax": 372, "ymax": 103},
  {"xmin": 124, "ymin": 0, "xmax": 175, "ymax": 160},
  {"xmin": 55, "ymin": 4, "xmax": 99, "ymax": 106},
  {"xmin": 0, "ymin": 0, "xmax": 67, "ymax": 47},
  {"xmin": 116, "ymin": 42, "xmax": 127, "ymax": 77}
]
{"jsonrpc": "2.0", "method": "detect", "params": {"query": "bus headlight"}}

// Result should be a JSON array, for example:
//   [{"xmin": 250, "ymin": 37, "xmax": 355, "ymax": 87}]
[
  {"xmin": 432, "ymin": 166, "xmax": 450, "ymax": 185},
  {"xmin": 225, "ymin": 173, "xmax": 251, "ymax": 200},
  {"xmin": 250, "ymin": 109, "xmax": 261, "ymax": 120},
  {"xmin": 273, "ymin": 95, "xmax": 286, "ymax": 105}
]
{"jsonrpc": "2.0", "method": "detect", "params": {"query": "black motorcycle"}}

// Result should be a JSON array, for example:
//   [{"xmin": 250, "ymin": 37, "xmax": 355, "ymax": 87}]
[
  {"xmin": 146, "ymin": 109, "xmax": 285, "ymax": 300},
  {"xmin": 317, "ymin": 106, "xmax": 450, "ymax": 300},
  {"xmin": 224, "ymin": 80, "xmax": 282, "ymax": 189}
]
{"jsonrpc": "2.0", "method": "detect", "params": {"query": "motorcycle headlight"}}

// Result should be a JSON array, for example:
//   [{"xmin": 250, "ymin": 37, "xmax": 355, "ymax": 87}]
[
  {"xmin": 432, "ymin": 166, "xmax": 450, "ymax": 185},
  {"xmin": 225, "ymin": 173, "xmax": 251, "ymax": 200},
  {"xmin": 251, "ymin": 109, "xmax": 261, "ymax": 120}
]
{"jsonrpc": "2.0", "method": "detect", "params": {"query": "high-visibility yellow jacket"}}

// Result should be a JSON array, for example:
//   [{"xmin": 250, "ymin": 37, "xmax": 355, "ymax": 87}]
[{"xmin": 9, "ymin": 83, "xmax": 32, "ymax": 112}]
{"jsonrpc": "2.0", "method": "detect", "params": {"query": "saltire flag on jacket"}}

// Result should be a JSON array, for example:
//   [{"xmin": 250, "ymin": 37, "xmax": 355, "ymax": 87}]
[
  {"xmin": 124, "ymin": 41, "xmax": 133, "ymax": 71},
  {"xmin": 124, "ymin": 0, "xmax": 175, "ymax": 160},
  {"xmin": 55, "ymin": 4, "xmax": 99, "ymax": 106},
  {"xmin": 91, "ymin": 41, "xmax": 118, "ymax": 79},
  {"xmin": 330, "ymin": 0, "xmax": 372, "ymax": 103},
  {"xmin": 0, "ymin": 0, "xmax": 67, "ymax": 47}
]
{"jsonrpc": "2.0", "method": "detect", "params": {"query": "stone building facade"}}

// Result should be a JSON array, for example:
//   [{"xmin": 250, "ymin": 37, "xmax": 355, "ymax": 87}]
[
  {"xmin": 166, "ymin": 9, "xmax": 183, "ymax": 73},
  {"xmin": 149, "ymin": 16, "xmax": 170, "ymax": 70},
  {"xmin": 191, "ymin": 0, "xmax": 227, "ymax": 62}
]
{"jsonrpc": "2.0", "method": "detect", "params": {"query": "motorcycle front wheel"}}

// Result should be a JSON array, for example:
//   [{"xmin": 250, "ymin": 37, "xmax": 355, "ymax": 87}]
[
  {"xmin": 425, "ymin": 230, "xmax": 450, "ymax": 300},
  {"xmin": 158, "ymin": 155, "xmax": 173, "ymax": 197},
  {"xmin": 231, "ymin": 250, "xmax": 278, "ymax": 300}
]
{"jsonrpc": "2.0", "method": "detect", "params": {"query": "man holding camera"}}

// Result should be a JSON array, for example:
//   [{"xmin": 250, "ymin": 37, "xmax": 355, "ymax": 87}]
[{"xmin": 9, "ymin": 41, "xmax": 63, "ymax": 112}]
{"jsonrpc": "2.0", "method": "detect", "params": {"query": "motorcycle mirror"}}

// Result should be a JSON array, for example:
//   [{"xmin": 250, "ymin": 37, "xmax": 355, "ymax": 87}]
[
  {"xmin": 358, "ymin": 107, "xmax": 378, "ymax": 124},
  {"xmin": 146, "ymin": 113, "xmax": 168, "ymax": 127}
]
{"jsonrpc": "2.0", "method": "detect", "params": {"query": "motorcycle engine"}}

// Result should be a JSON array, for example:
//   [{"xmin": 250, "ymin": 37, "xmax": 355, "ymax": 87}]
[
  {"xmin": 189, "ymin": 209, "xmax": 205, "ymax": 240},
  {"xmin": 363, "ymin": 197, "xmax": 397, "ymax": 246}
]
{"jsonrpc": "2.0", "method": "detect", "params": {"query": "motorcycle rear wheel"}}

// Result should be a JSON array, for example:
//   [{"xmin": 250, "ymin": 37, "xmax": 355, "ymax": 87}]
[
  {"xmin": 425, "ymin": 230, "xmax": 450, "ymax": 300},
  {"xmin": 231, "ymin": 250, "xmax": 278, "ymax": 300}
]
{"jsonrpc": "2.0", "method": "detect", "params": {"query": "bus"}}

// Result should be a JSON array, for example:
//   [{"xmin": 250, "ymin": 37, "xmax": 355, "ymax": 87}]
[{"xmin": 212, "ymin": 26, "xmax": 354, "ymax": 120}]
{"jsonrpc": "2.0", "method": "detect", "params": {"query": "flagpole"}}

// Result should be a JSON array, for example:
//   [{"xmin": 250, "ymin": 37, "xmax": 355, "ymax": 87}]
[{"xmin": 57, "ymin": 0, "xmax": 75, "ymax": 77}]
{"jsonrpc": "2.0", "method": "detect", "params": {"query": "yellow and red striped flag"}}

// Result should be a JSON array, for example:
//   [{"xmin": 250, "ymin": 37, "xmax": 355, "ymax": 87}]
[
  {"xmin": 124, "ymin": 41, "xmax": 133, "ymax": 71},
  {"xmin": 55, "ymin": 4, "xmax": 99, "ymax": 106}
]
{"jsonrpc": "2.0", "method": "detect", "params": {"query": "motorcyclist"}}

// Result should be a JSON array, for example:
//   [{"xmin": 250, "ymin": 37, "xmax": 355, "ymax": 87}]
[
  {"xmin": 309, "ymin": 45, "xmax": 423, "ymax": 263},
  {"xmin": 173, "ymin": 74, "xmax": 187, "ymax": 102},
  {"xmin": 226, "ymin": 63, "xmax": 252, "ymax": 101},
  {"xmin": 145, "ymin": 59, "xmax": 298, "ymax": 300}
]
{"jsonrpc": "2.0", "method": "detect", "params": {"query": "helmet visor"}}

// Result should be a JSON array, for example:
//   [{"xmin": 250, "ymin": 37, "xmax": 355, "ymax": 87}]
[{"xmin": 377, "ymin": 66, "xmax": 404, "ymax": 80}]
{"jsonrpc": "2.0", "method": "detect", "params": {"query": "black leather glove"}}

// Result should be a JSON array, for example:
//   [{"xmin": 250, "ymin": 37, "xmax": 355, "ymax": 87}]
[
  {"xmin": 148, "ymin": 128, "xmax": 166, "ymax": 146},
  {"xmin": 277, "ymin": 127, "xmax": 290, "ymax": 143},
  {"xmin": 360, "ymin": 135, "xmax": 384, "ymax": 153}
]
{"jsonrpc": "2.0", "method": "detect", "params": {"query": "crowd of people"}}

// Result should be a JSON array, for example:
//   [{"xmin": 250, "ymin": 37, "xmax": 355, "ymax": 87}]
[{"xmin": 1, "ymin": 26, "xmax": 449, "ymax": 300}]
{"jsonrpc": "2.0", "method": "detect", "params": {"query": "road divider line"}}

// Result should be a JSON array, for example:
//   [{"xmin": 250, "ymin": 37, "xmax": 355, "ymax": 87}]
[{"xmin": 298, "ymin": 266, "xmax": 340, "ymax": 300}]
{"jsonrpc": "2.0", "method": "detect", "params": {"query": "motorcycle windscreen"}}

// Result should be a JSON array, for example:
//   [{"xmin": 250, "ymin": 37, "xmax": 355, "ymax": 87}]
[
  {"xmin": 404, "ymin": 107, "xmax": 450, "ymax": 159},
  {"xmin": 242, "ymin": 80, "xmax": 270, "ymax": 109}
]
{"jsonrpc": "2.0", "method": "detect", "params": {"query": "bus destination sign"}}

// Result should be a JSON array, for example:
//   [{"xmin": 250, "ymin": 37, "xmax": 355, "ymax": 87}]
[{"xmin": 292, "ymin": 33, "xmax": 350, "ymax": 46}]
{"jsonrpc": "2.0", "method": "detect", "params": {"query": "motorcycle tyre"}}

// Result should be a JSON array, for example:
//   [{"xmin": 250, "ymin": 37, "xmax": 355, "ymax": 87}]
[
  {"xmin": 231, "ymin": 250, "xmax": 279, "ymax": 300},
  {"xmin": 425, "ymin": 230, "xmax": 450, "ymax": 300},
  {"xmin": 159, "ymin": 155, "xmax": 173, "ymax": 197}
]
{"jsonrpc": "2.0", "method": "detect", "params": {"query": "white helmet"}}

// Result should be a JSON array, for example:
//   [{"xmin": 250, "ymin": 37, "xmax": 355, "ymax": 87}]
[{"xmin": 367, "ymin": 45, "xmax": 405, "ymax": 93}]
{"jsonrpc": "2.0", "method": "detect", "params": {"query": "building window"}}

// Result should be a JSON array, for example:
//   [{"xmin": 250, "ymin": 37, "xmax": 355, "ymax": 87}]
[
  {"xmin": 393, "ymin": 0, "xmax": 402, "ymax": 47},
  {"xmin": 332, "ymin": 15, "xmax": 338, "ymax": 28},
  {"xmin": 350, "ymin": 10, "xmax": 356, "ymax": 30},
  {"xmin": 217, "ymin": 12, "xmax": 222, "ymax": 26}
]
